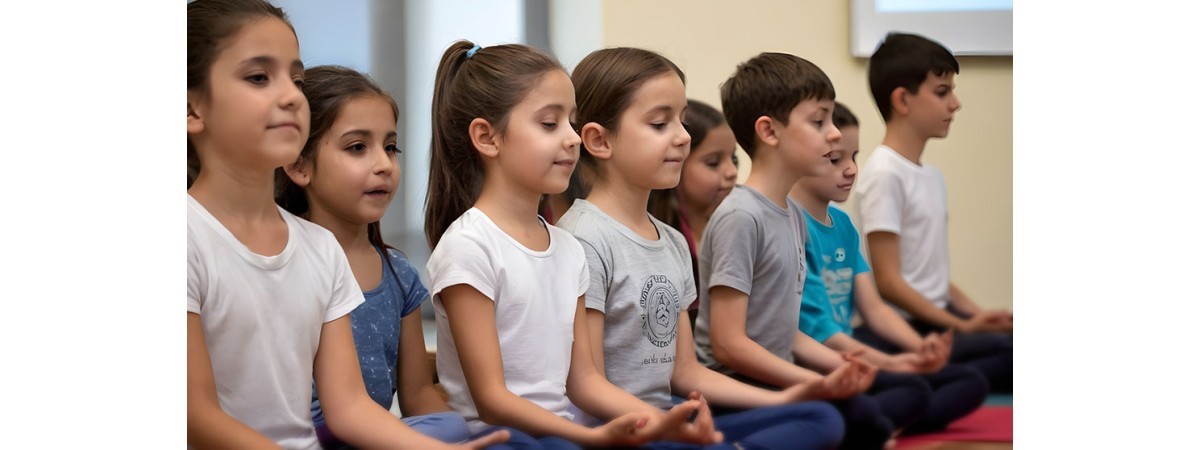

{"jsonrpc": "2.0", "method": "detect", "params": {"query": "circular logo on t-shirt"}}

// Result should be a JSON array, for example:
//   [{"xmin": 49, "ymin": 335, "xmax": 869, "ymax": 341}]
[{"xmin": 640, "ymin": 275, "xmax": 680, "ymax": 348}]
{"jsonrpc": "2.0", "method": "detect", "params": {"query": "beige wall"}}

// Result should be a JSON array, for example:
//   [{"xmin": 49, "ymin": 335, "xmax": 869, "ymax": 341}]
[{"xmin": 602, "ymin": 0, "xmax": 1013, "ymax": 310}]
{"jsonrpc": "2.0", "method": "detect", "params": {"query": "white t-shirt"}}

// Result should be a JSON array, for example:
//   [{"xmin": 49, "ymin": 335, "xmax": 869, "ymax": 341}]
[
  {"xmin": 428, "ymin": 208, "xmax": 589, "ymax": 435},
  {"xmin": 187, "ymin": 195, "xmax": 364, "ymax": 450},
  {"xmin": 854, "ymin": 145, "xmax": 952, "ymax": 312}
]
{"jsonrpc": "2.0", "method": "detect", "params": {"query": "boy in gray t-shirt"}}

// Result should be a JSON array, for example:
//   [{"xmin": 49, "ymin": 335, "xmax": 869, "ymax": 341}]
[
  {"xmin": 695, "ymin": 52, "xmax": 894, "ymax": 449},
  {"xmin": 693, "ymin": 186, "xmax": 807, "ymax": 373}
]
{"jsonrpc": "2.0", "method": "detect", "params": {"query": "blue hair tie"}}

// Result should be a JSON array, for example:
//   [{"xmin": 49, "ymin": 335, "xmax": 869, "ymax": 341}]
[{"xmin": 466, "ymin": 44, "xmax": 482, "ymax": 59}]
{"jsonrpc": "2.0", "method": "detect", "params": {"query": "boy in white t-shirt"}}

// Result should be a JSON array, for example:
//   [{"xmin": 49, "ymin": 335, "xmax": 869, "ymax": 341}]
[{"xmin": 856, "ymin": 32, "xmax": 1012, "ymax": 393}]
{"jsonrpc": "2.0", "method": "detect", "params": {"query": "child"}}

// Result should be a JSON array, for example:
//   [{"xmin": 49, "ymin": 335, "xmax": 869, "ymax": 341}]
[
  {"xmin": 273, "ymin": 65, "xmax": 475, "ymax": 448},
  {"xmin": 692, "ymin": 52, "xmax": 899, "ymax": 450},
  {"xmin": 790, "ymin": 102, "xmax": 989, "ymax": 434},
  {"xmin": 857, "ymin": 32, "xmax": 1013, "ymax": 393},
  {"xmin": 186, "ymin": 2, "xmax": 505, "ymax": 449},
  {"xmin": 424, "ymin": 40, "xmax": 721, "ymax": 450},
  {"xmin": 647, "ymin": 99, "xmax": 739, "ymax": 328},
  {"xmin": 558, "ymin": 46, "xmax": 845, "ymax": 450}
]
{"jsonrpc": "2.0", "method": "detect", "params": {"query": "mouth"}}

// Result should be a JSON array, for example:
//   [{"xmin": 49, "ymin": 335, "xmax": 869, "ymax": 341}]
[
  {"xmin": 554, "ymin": 159, "xmax": 576, "ymax": 168},
  {"xmin": 269, "ymin": 122, "xmax": 300, "ymax": 131},
  {"xmin": 364, "ymin": 186, "xmax": 391, "ymax": 197},
  {"xmin": 664, "ymin": 157, "xmax": 684, "ymax": 164},
  {"xmin": 836, "ymin": 183, "xmax": 854, "ymax": 191}
]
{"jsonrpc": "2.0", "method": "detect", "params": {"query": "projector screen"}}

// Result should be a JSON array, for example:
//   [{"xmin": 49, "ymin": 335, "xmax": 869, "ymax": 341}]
[{"xmin": 850, "ymin": 0, "xmax": 1012, "ymax": 57}]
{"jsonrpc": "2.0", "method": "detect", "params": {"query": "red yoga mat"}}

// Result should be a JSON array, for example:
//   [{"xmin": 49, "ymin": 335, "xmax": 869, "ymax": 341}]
[{"xmin": 896, "ymin": 406, "xmax": 1013, "ymax": 448}]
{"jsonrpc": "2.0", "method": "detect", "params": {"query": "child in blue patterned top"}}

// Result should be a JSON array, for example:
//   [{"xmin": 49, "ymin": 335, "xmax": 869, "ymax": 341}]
[{"xmin": 277, "ymin": 65, "xmax": 504, "ymax": 449}]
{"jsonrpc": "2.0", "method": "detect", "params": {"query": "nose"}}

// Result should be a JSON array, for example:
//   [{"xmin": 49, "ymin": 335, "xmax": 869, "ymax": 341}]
[
  {"xmin": 844, "ymin": 160, "xmax": 858, "ymax": 178},
  {"xmin": 565, "ymin": 127, "xmax": 582, "ymax": 150},
  {"xmin": 373, "ymin": 146, "xmax": 395, "ymax": 175},
  {"xmin": 280, "ymin": 79, "xmax": 305, "ymax": 111},
  {"xmin": 675, "ymin": 125, "xmax": 692, "ymax": 150},
  {"xmin": 949, "ymin": 92, "xmax": 962, "ymax": 113},
  {"xmin": 722, "ymin": 159, "xmax": 738, "ymax": 181},
  {"xmin": 828, "ymin": 124, "xmax": 843, "ymax": 143}
]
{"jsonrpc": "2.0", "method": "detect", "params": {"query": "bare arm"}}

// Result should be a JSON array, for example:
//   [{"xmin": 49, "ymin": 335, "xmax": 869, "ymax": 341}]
[
  {"xmin": 707, "ymin": 286, "xmax": 823, "ymax": 387},
  {"xmin": 866, "ymin": 232, "xmax": 972, "ymax": 330},
  {"xmin": 315, "ymin": 315, "xmax": 460, "ymax": 449},
  {"xmin": 791, "ymin": 329, "xmax": 852, "ymax": 374},
  {"xmin": 574, "ymin": 307, "xmax": 662, "ymax": 420},
  {"xmin": 441, "ymin": 285, "xmax": 605, "ymax": 445},
  {"xmin": 669, "ymin": 310, "xmax": 791, "ymax": 409},
  {"xmin": 187, "ymin": 313, "xmax": 280, "ymax": 450},
  {"xmin": 854, "ymin": 273, "xmax": 924, "ymax": 352},
  {"xmin": 396, "ymin": 311, "xmax": 451, "ymax": 417}
]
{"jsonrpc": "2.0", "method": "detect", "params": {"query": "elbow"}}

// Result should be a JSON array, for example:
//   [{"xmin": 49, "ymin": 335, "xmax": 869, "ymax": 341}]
[{"xmin": 711, "ymin": 337, "xmax": 738, "ymax": 369}]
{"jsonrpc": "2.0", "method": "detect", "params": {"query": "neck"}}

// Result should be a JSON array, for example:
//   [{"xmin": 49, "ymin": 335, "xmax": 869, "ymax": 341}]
[
  {"xmin": 187, "ymin": 160, "xmax": 280, "ymax": 221},
  {"xmin": 881, "ymin": 122, "xmax": 928, "ymax": 165},
  {"xmin": 587, "ymin": 177, "xmax": 652, "ymax": 231},
  {"xmin": 475, "ymin": 171, "xmax": 543, "ymax": 230},
  {"xmin": 788, "ymin": 184, "xmax": 829, "ymax": 225},
  {"xmin": 306, "ymin": 206, "xmax": 373, "ymax": 253},
  {"xmin": 744, "ymin": 153, "xmax": 800, "ymax": 209}
]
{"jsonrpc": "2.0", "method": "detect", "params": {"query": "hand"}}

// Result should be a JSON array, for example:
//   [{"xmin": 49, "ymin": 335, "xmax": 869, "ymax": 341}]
[
  {"xmin": 961, "ymin": 312, "xmax": 1012, "ymax": 333},
  {"xmin": 654, "ymin": 392, "xmax": 724, "ymax": 445},
  {"xmin": 842, "ymin": 352, "xmax": 878, "ymax": 393},
  {"xmin": 795, "ymin": 361, "xmax": 860, "ymax": 401},
  {"xmin": 591, "ymin": 411, "xmax": 653, "ymax": 448},
  {"xmin": 452, "ymin": 429, "xmax": 510, "ymax": 449}
]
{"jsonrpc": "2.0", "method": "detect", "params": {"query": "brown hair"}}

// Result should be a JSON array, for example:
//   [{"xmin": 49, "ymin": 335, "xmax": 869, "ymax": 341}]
[
  {"xmin": 187, "ymin": 0, "xmax": 294, "ymax": 188},
  {"xmin": 719, "ymin": 52, "xmax": 835, "ymax": 159},
  {"xmin": 274, "ymin": 65, "xmax": 400, "ymax": 252},
  {"xmin": 424, "ymin": 40, "xmax": 563, "ymax": 248},
  {"xmin": 570, "ymin": 47, "xmax": 685, "ymax": 183}
]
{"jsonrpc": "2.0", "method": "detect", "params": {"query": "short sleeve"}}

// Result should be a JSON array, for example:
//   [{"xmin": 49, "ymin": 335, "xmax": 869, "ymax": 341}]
[
  {"xmin": 325, "ymin": 244, "xmax": 366, "ymax": 323},
  {"xmin": 857, "ymin": 166, "xmax": 906, "ymax": 236},
  {"xmin": 187, "ymin": 234, "xmax": 203, "ymax": 314},
  {"xmin": 704, "ymin": 210, "xmax": 759, "ymax": 296},
  {"xmin": 427, "ymin": 230, "xmax": 499, "ymax": 302},
  {"xmin": 576, "ymin": 237, "xmax": 611, "ymax": 313},
  {"xmin": 386, "ymin": 249, "xmax": 429, "ymax": 318}
]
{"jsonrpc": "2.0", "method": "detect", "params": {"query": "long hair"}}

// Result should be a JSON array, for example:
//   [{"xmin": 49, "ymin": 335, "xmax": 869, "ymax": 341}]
[
  {"xmin": 274, "ymin": 65, "xmax": 400, "ymax": 253},
  {"xmin": 424, "ymin": 40, "xmax": 563, "ymax": 248}
]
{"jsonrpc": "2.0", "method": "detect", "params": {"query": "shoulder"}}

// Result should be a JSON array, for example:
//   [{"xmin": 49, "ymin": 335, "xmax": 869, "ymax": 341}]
[
  {"xmin": 281, "ymin": 209, "xmax": 344, "ymax": 260},
  {"xmin": 383, "ymin": 247, "xmax": 421, "ymax": 277},
  {"xmin": 652, "ymin": 216, "xmax": 691, "ymax": 254},
  {"xmin": 827, "ymin": 205, "xmax": 854, "ymax": 225}
]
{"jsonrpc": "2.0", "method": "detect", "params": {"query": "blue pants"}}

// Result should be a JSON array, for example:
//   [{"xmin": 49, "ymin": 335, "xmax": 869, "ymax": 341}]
[
  {"xmin": 642, "ymin": 400, "xmax": 844, "ymax": 450},
  {"xmin": 855, "ymin": 319, "xmax": 1012, "ymax": 394},
  {"xmin": 472, "ymin": 426, "xmax": 582, "ymax": 450},
  {"xmin": 316, "ymin": 411, "xmax": 471, "ymax": 449}
]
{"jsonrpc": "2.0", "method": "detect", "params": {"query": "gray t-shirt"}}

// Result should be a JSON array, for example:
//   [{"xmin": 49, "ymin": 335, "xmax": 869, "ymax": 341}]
[
  {"xmin": 557, "ymin": 199, "xmax": 697, "ymax": 410},
  {"xmin": 693, "ymin": 185, "xmax": 808, "ymax": 376}
]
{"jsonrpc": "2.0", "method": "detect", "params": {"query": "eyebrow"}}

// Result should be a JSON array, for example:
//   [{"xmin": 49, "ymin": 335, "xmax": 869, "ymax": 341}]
[
  {"xmin": 644, "ymin": 105, "xmax": 675, "ymax": 116},
  {"xmin": 239, "ymin": 55, "xmax": 305, "ymax": 72},
  {"xmin": 339, "ymin": 129, "xmax": 399, "ymax": 140}
]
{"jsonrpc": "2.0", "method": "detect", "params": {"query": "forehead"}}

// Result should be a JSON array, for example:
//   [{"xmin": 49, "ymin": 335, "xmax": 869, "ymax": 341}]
[
  {"xmin": 790, "ymin": 97, "xmax": 835, "ymax": 116},
  {"xmin": 330, "ymin": 96, "xmax": 397, "ymax": 130},
  {"xmin": 922, "ymin": 71, "xmax": 956, "ymax": 87},
  {"xmin": 216, "ymin": 17, "xmax": 300, "ymax": 65},
  {"xmin": 626, "ymin": 72, "xmax": 687, "ymax": 112},
  {"xmin": 514, "ymin": 70, "xmax": 575, "ymax": 112}
]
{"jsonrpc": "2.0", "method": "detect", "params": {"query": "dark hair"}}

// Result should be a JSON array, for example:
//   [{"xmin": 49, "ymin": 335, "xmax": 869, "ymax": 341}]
[
  {"xmin": 274, "ymin": 65, "xmax": 400, "ymax": 253},
  {"xmin": 424, "ymin": 40, "xmax": 563, "ymax": 248},
  {"xmin": 868, "ymin": 32, "xmax": 959, "ymax": 122},
  {"xmin": 832, "ymin": 102, "xmax": 859, "ymax": 130},
  {"xmin": 570, "ymin": 47, "xmax": 685, "ymax": 183},
  {"xmin": 187, "ymin": 0, "xmax": 294, "ymax": 188},
  {"xmin": 719, "ymin": 52, "xmax": 835, "ymax": 159},
  {"xmin": 647, "ymin": 98, "xmax": 727, "ymax": 230}
]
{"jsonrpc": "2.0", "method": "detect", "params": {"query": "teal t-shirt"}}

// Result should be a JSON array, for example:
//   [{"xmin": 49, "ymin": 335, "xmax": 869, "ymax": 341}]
[{"xmin": 799, "ymin": 205, "xmax": 871, "ymax": 342}]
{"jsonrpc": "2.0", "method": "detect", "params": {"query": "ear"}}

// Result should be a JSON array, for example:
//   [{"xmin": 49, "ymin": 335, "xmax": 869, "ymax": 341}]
[
  {"xmin": 753, "ymin": 115, "xmax": 779, "ymax": 148},
  {"xmin": 187, "ymin": 91, "xmax": 205, "ymax": 135},
  {"xmin": 469, "ymin": 118, "xmax": 500, "ymax": 158},
  {"xmin": 890, "ymin": 86, "xmax": 911, "ymax": 117},
  {"xmin": 579, "ymin": 122, "xmax": 613, "ymax": 161},
  {"xmin": 284, "ymin": 157, "xmax": 312, "ymax": 187}
]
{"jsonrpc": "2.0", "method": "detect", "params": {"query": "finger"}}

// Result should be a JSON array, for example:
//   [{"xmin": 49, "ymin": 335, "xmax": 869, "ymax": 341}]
[
  {"xmin": 465, "ymin": 429, "xmax": 510, "ymax": 449},
  {"xmin": 662, "ymin": 400, "xmax": 701, "ymax": 427}
]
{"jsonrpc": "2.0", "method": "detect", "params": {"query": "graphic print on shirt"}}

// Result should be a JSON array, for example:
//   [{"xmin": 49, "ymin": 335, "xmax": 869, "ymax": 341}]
[
  {"xmin": 640, "ymin": 274, "xmax": 680, "ymax": 348},
  {"xmin": 821, "ymin": 248, "xmax": 854, "ymax": 324}
]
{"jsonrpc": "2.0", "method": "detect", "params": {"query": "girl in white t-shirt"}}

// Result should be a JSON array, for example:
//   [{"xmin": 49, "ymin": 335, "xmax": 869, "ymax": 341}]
[
  {"xmin": 424, "ymin": 40, "xmax": 723, "ymax": 450},
  {"xmin": 186, "ymin": 2, "xmax": 505, "ymax": 448}
]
